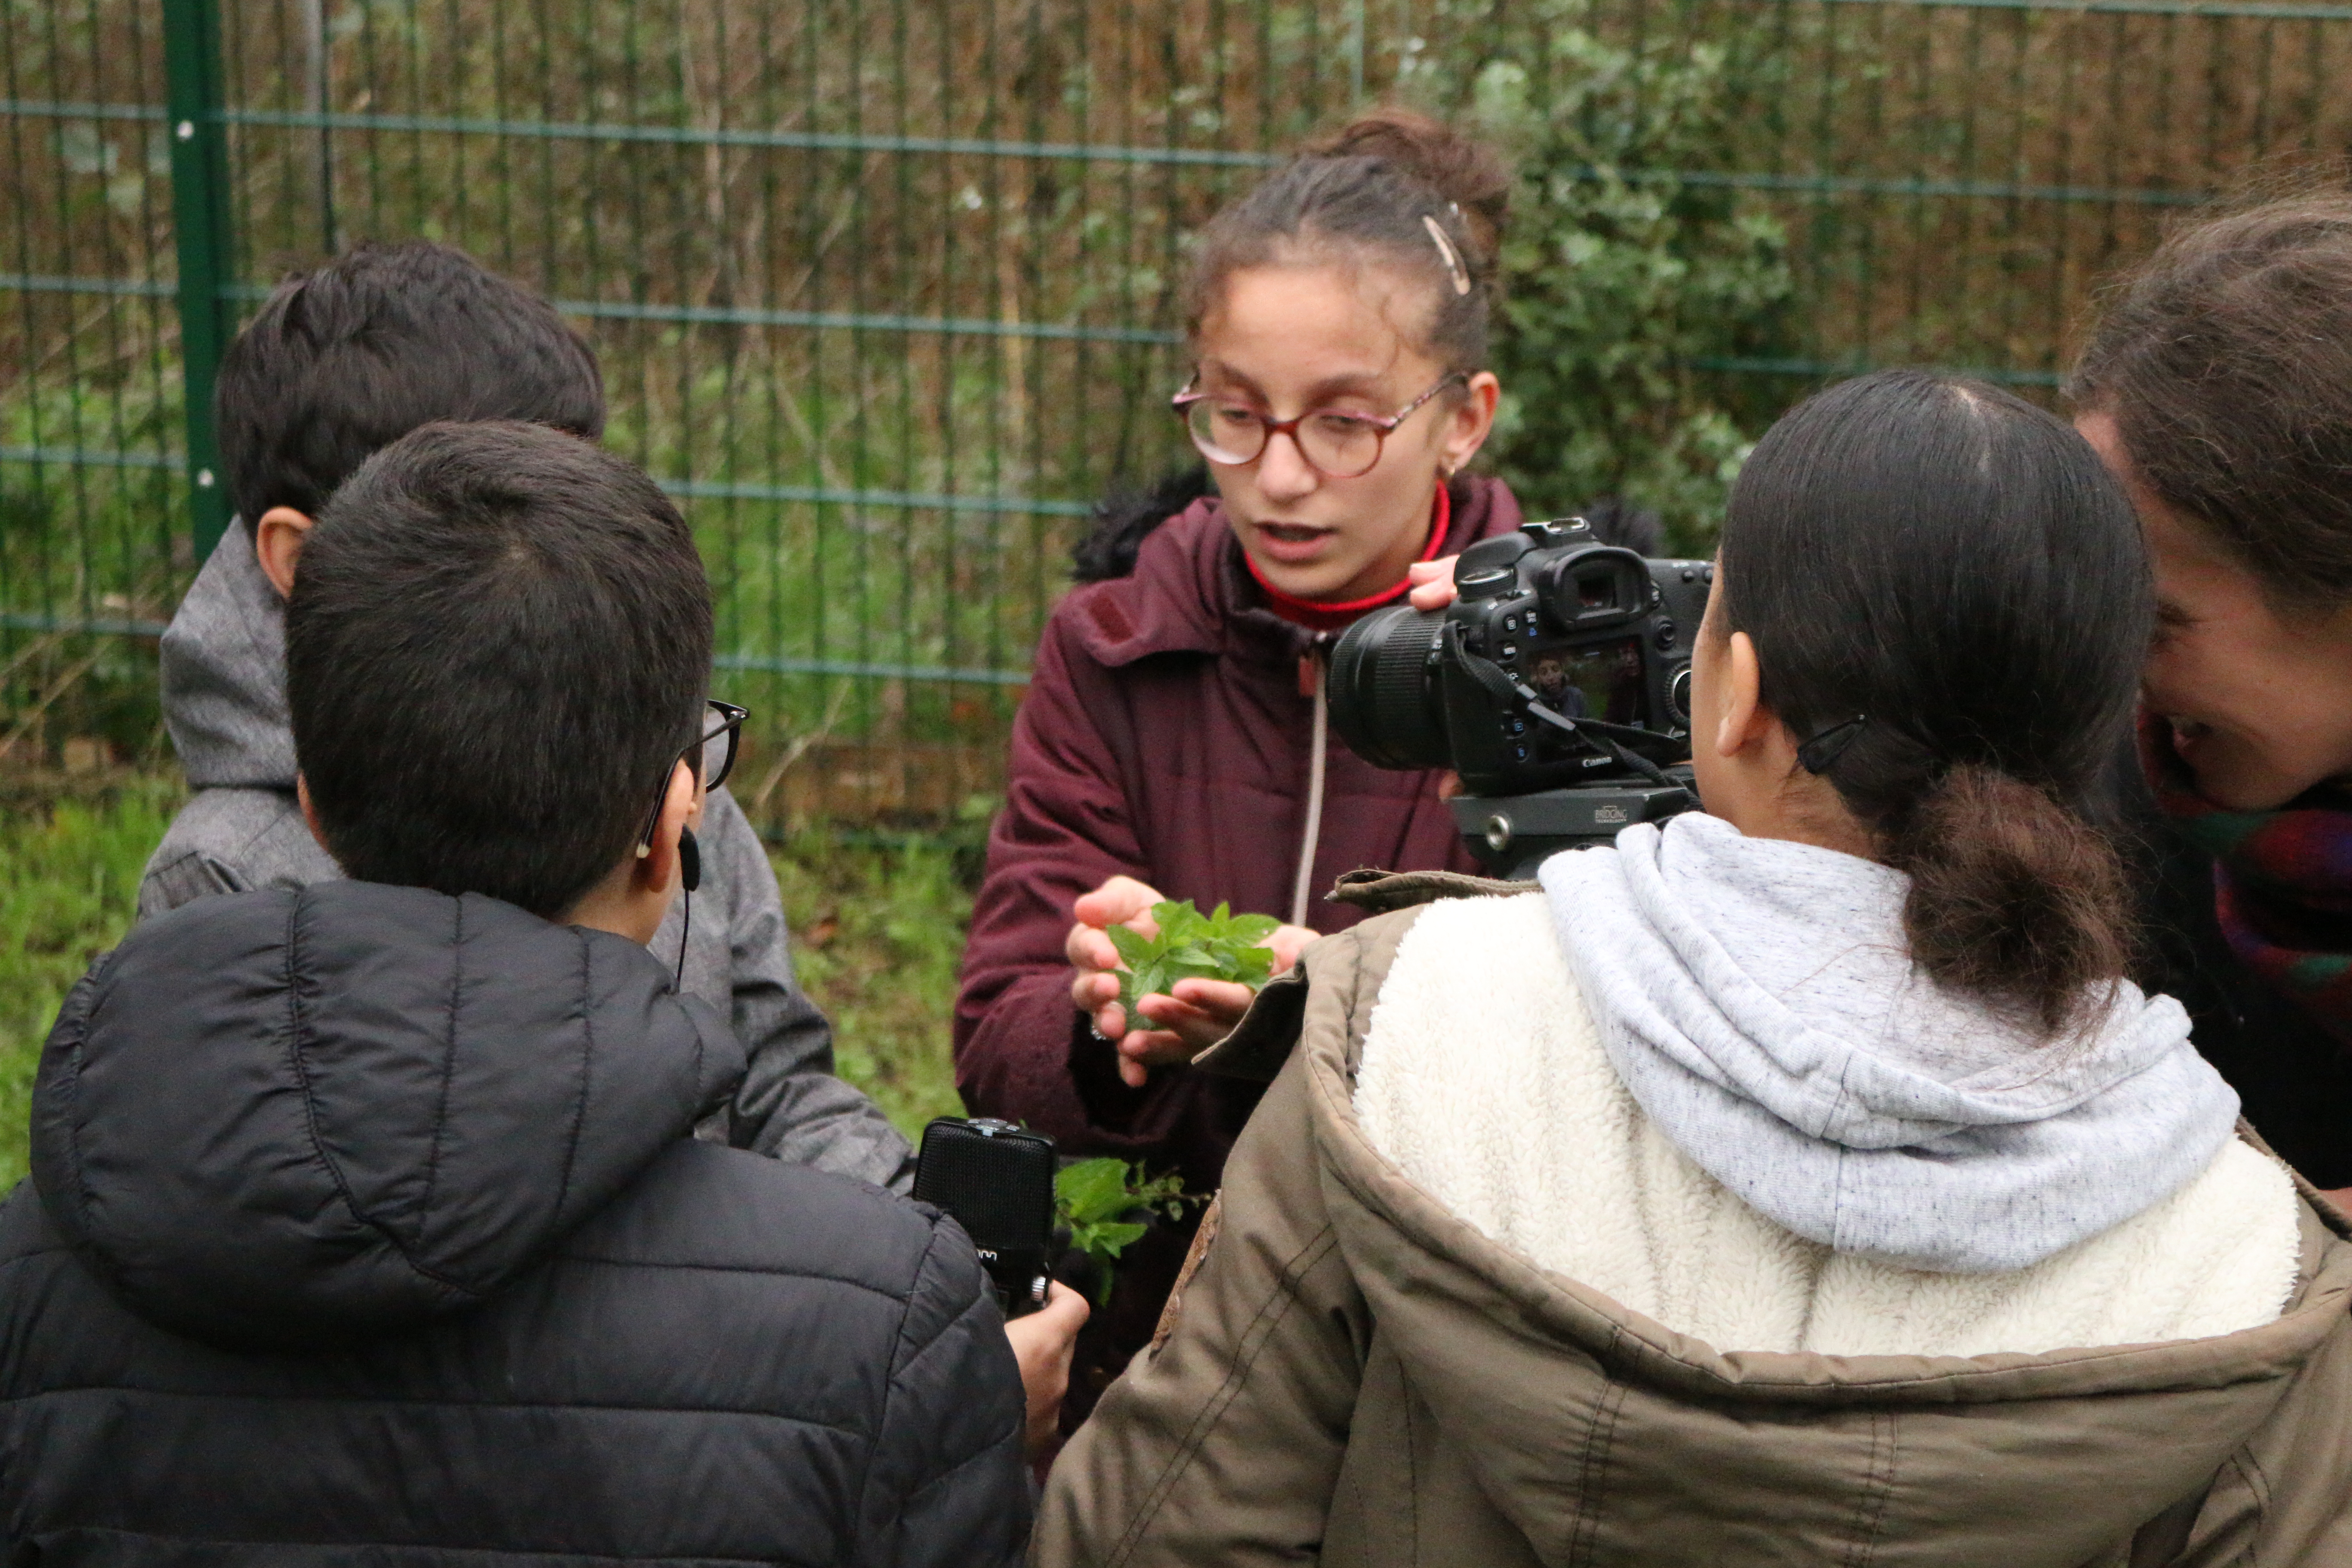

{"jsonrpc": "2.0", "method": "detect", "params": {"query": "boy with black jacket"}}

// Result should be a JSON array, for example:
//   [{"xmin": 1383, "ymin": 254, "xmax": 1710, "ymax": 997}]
[
  {"xmin": 0, "ymin": 422, "xmax": 1034, "ymax": 1562},
  {"xmin": 140, "ymin": 239, "xmax": 913, "ymax": 1190}
]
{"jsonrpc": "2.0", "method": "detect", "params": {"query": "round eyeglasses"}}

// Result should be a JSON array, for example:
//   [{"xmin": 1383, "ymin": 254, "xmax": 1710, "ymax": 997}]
[{"xmin": 1172, "ymin": 371, "xmax": 1466, "ymax": 480}]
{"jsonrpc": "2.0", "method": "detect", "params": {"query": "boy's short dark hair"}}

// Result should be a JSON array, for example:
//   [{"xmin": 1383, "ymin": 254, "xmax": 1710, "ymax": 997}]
[
  {"xmin": 286, "ymin": 421, "xmax": 711, "ymax": 919},
  {"xmin": 216, "ymin": 240, "xmax": 604, "ymax": 526}
]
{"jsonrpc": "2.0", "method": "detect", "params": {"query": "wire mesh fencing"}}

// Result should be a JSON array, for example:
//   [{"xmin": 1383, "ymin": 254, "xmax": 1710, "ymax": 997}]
[{"xmin": 6, "ymin": 0, "xmax": 2351, "ymax": 826}]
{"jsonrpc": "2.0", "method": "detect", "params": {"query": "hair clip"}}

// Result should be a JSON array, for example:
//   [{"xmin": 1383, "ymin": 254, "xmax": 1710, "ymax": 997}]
[
  {"xmin": 1796, "ymin": 715, "xmax": 1869, "ymax": 775},
  {"xmin": 1422, "ymin": 214, "xmax": 1472, "ymax": 297}
]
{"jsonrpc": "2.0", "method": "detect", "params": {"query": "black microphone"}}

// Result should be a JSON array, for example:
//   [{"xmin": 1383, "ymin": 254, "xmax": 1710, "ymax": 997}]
[{"xmin": 913, "ymin": 1118, "xmax": 1057, "ymax": 1318}]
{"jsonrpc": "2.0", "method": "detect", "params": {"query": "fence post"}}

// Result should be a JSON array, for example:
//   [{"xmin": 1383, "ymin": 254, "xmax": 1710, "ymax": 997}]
[{"xmin": 163, "ymin": 0, "xmax": 235, "ymax": 563}]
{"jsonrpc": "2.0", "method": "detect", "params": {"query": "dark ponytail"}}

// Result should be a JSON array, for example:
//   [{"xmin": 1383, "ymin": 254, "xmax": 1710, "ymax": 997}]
[
  {"xmin": 1718, "ymin": 369, "xmax": 2152, "ymax": 1036},
  {"xmin": 1184, "ymin": 108, "xmax": 1511, "ymax": 371},
  {"xmin": 1883, "ymin": 767, "xmax": 2133, "ymax": 1034}
]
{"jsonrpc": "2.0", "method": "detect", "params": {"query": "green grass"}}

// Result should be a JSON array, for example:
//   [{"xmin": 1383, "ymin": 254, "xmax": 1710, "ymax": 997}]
[
  {"xmin": 770, "ymin": 837, "xmax": 971, "ymax": 1137},
  {"xmin": 0, "ymin": 777, "xmax": 184, "ymax": 1185},
  {"xmin": 0, "ymin": 778, "xmax": 970, "ymax": 1187}
]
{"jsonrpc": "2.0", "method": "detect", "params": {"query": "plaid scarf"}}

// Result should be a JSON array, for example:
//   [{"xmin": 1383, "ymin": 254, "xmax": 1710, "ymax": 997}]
[{"xmin": 2143, "ymin": 711, "xmax": 2352, "ymax": 1047}]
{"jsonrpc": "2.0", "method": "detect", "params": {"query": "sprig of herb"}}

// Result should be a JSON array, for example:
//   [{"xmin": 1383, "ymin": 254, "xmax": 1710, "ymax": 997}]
[
  {"xmin": 1109, "ymin": 899, "xmax": 1281, "ymax": 1014},
  {"xmin": 1055, "ymin": 1157, "xmax": 1193, "ymax": 1302}
]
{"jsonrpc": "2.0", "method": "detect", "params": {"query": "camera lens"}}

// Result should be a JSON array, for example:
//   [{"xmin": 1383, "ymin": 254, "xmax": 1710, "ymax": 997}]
[{"xmin": 1329, "ymin": 605, "xmax": 1455, "ymax": 769}]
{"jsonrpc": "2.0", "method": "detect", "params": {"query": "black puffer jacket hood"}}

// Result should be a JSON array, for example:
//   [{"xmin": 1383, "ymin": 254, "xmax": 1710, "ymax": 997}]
[{"xmin": 31, "ymin": 881, "xmax": 743, "ymax": 1350}]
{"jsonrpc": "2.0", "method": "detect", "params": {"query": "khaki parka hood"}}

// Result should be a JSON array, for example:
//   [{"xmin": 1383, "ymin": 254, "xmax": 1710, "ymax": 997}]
[{"xmin": 1042, "ymin": 881, "xmax": 2352, "ymax": 1568}]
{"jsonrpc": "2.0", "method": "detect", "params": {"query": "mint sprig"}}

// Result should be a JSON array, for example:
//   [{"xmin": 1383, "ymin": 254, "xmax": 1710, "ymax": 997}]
[
  {"xmin": 1109, "ymin": 899, "xmax": 1282, "ymax": 1016},
  {"xmin": 1055, "ymin": 1157, "xmax": 1193, "ymax": 1303}
]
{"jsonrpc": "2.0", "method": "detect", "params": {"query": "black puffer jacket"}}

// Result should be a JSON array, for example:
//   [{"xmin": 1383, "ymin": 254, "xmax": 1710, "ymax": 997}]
[{"xmin": 1, "ymin": 882, "xmax": 1029, "ymax": 1565}]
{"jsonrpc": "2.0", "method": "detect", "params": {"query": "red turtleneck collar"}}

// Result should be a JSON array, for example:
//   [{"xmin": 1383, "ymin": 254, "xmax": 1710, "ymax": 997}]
[{"xmin": 1243, "ymin": 484, "xmax": 1450, "ymax": 634}]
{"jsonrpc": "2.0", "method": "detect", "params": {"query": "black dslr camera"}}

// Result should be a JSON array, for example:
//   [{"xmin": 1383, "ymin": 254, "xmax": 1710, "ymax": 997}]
[{"xmin": 1329, "ymin": 518, "xmax": 1712, "ymax": 878}]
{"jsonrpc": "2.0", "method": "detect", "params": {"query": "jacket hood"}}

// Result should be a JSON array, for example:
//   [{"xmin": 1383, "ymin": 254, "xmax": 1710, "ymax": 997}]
[
  {"xmin": 1540, "ymin": 813, "xmax": 2242, "ymax": 1272},
  {"xmin": 1071, "ymin": 464, "xmax": 1218, "ymax": 584},
  {"xmin": 31, "ymin": 882, "xmax": 744, "ymax": 1350},
  {"xmin": 1267, "ymin": 906, "xmax": 2352, "ymax": 1565},
  {"xmin": 1065, "ymin": 474, "xmax": 1522, "ymax": 671},
  {"xmin": 160, "ymin": 518, "xmax": 298, "ymax": 790}
]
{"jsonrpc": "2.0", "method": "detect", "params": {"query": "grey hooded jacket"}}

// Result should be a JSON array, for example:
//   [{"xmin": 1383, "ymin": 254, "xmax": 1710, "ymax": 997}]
[{"xmin": 139, "ymin": 521, "xmax": 915, "ymax": 1191}]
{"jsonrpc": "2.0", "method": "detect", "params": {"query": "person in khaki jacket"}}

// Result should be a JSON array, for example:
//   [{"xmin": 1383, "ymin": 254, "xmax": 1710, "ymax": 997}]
[{"xmin": 1035, "ymin": 369, "xmax": 2352, "ymax": 1568}]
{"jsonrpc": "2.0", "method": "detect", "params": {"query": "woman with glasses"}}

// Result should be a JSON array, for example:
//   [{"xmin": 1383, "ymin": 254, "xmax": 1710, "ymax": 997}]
[{"xmin": 954, "ymin": 109, "xmax": 1530, "ymax": 1426}]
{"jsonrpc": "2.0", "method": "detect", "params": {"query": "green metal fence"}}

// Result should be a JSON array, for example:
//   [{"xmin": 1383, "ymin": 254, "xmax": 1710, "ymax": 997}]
[{"xmin": 7, "ymin": 0, "xmax": 2352, "ymax": 824}]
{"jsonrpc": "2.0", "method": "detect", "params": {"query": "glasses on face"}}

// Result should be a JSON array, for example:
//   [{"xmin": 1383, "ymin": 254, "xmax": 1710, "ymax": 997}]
[
  {"xmin": 1172, "ymin": 371, "xmax": 1467, "ymax": 480},
  {"xmin": 640, "ymin": 698, "xmax": 750, "ymax": 847}
]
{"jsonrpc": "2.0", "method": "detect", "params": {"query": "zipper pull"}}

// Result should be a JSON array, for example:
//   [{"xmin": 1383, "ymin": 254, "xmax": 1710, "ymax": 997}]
[{"xmin": 1296, "ymin": 634, "xmax": 1330, "ymax": 699}]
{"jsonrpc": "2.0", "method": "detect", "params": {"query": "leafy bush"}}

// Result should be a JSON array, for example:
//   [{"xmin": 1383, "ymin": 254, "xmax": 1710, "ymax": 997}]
[{"xmin": 1401, "ymin": 4, "xmax": 1798, "ymax": 551}]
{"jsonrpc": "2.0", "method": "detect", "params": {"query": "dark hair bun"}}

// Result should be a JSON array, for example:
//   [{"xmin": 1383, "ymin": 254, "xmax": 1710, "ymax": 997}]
[
  {"xmin": 1887, "ymin": 766, "xmax": 2132, "ymax": 1035},
  {"xmin": 1186, "ymin": 108, "xmax": 1513, "ymax": 370},
  {"xmin": 1304, "ymin": 109, "xmax": 1511, "ymax": 270}
]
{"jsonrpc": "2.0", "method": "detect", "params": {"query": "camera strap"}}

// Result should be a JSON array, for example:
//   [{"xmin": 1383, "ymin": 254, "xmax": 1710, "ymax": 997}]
[{"xmin": 1440, "ymin": 621, "xmax": 1698, "ymax": 806}]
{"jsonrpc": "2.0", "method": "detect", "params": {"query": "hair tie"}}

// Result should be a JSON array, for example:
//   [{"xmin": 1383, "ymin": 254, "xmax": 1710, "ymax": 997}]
[
  {"xmin": 1422, "ymin": 214, "xmax": 1472, "ymax": 297},
  {"xmin": 1796, "ymin": 715, "xmax": 1869, "ymax": 775}
]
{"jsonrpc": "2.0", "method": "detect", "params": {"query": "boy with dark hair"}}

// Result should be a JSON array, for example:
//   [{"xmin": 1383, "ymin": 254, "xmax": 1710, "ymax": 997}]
[
  {"xmin": 1, "ymin": 422, "xmax": 1036, "ymax": 1560},
  {"xmin": 142, "ymin": 239, "xmax": 912, "ymax": 1190}
]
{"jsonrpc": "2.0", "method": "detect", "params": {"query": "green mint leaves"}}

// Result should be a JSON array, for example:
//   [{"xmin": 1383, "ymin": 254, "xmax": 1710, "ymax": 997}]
[
  {"xmin": 1109, "ymin": 899, "xmax": 1282, "ymax": 1015},
  {"xmin": 1055, "ymin": 1157, "xmax": 1192, "ymax": 1302}
]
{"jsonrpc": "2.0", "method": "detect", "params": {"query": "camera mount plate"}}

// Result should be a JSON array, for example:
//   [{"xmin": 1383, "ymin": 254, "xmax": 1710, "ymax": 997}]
[{"xmin": 1449, "ymin": 779, "xmax": 1698, "ymax": 881}]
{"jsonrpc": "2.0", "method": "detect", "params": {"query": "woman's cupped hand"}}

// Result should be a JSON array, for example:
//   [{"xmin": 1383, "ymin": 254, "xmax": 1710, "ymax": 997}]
[{"xmin": 1066, "ymin": 875, "xmax": 1317, "ymax": 1087}]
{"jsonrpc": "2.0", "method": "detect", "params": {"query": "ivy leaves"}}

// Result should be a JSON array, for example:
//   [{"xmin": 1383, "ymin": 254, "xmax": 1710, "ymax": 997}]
[{"xmin": 1109, "ymin": 899, "xmax": 1281, "ymax": 1015}]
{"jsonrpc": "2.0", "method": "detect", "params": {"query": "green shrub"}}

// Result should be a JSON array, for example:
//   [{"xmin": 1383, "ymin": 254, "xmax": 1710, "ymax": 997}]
[{"xmin": 1401, "ymin": 4, "xmax": 1798, "ymax": 551}]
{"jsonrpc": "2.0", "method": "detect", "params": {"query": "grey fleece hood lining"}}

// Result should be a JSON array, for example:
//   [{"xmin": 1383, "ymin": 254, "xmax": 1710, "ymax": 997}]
[
  {"xmin": 1311, "ymin": 986, "xmax": 2336, "ymax": 1404},
  {"xmin": 1538, "ymin": 814, "xmax": 2244, "ymax": 1273}
]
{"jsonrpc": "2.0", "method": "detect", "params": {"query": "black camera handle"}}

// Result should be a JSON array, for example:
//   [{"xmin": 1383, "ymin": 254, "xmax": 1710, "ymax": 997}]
[{"xmin": 1439, "ymin": 621, "xmax": 1700, "ymax": 809}]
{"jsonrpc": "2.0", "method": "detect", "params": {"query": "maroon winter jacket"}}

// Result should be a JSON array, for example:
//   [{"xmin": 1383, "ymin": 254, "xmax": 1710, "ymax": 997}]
[{"xmin": 955, "ymin": 475, "xmax": 1523, "ymax": 1404}]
